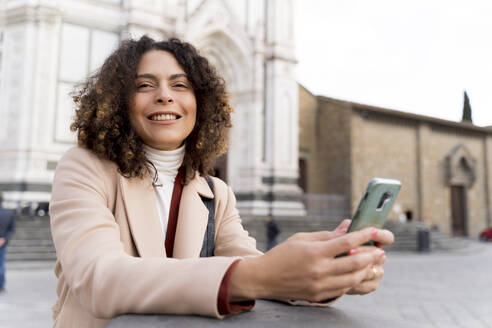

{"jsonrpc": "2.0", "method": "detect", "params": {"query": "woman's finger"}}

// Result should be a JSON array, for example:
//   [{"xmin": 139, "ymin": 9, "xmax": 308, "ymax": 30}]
[
  {"xmin": 326, "ymin": 249, "xmax": 382, "ymax": 275},
  {"xmin": 334, "ymin": 219, "xmax": 351, "ymax": 232},
  {"xmin": 347, "ymin": 265, "xmax": 384, "ymax": 294},
  {"xmin": 289, "ymin": 229, "xmax": 347, "ymax": 243},
  {"xmin": 317, "ymin": 264, "xmax": 371, "ymax": 291},
  {"xmin": 322, "ymin": 227, "xmax": 378, "ymax": 257},
  {"xmin": 346, "ymin": 279, "xmax": 379, "ymax": 295},
  {"xmin": 346, "ymin": 246, "xmax": 387, "ymax": 265},
  {"xmin": 371, "ymin": 229, "xmax": 395, "ymax": 248},
  {"xmin": 287, "ymin": 219, "xmax": 352, "ymax": 244}
]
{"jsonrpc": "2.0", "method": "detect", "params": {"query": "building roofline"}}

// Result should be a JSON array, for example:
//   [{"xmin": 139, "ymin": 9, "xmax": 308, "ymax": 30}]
[
  {"xmin": 317, "ymin": 95, "xmax": 492, "ymax": 134},
  {"xmin": 298, "ymin": 83, "xmax": 314, "ymax": 96}
]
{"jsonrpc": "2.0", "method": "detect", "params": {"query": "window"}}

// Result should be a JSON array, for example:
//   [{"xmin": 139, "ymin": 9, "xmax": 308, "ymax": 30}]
[{"xmin": 55, "ymin": 23, "xmax": 119, "ymax": 143}]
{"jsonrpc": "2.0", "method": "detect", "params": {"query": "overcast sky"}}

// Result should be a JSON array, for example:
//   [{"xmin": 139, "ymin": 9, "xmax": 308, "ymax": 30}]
[{"xmin": 294, "ymin": 0, "xmax": 492, "ymax": 127}]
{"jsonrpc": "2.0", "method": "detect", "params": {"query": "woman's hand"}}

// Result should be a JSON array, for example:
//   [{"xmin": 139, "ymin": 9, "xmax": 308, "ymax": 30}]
[
  {"xmin": 345, "ymin": 247, "xmax": 386, "ymax": 295},
  {"xmin": 346, "ymin": 228, "xmax": 394, "ymax": 295},
  {"xmin": 228, "ymin": 226, "xmax": 393, "ymax": 303}
]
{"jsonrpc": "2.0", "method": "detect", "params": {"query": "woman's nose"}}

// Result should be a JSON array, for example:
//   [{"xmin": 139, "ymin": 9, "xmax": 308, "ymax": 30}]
[
  {"xmin": 156, "ymin": 97, "xmax": 174, "ymax": 104},
  {"xmin": 155, "ymin": 87, "xmax": 174, "ymax": 104}
]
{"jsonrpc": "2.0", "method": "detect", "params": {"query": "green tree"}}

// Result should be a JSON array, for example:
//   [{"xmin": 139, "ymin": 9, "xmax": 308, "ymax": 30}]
[{"xmin": 462, "ymin": 91, "xmax": 473, "ymax": 123}]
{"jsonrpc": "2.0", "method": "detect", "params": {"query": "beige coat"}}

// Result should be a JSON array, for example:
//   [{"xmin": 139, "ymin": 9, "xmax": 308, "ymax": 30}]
[{"xmin": 49, "ymin": 147, "xmax": 262, "ymax": 328}]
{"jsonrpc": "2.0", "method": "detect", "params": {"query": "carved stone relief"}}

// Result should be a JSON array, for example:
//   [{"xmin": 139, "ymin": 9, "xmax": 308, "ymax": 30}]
[{"xmin": 446, "ymin": 144, "xmax": 476, "ymax": 188}]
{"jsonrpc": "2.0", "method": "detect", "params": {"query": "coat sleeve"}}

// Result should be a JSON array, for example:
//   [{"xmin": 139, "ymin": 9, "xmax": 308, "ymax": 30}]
[
  {"xmin": 50, "ymin": 148, "xmax": 241, "ymax": 319},
  {"xmin": 210, "ymin": 177, "xmax": 340, "ymax": 308}
]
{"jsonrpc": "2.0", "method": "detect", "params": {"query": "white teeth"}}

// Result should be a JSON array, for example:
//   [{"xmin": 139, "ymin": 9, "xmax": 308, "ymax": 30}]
[{"xmin": 150, "ymin": 114, "xmax": 178, "ymax": 121}]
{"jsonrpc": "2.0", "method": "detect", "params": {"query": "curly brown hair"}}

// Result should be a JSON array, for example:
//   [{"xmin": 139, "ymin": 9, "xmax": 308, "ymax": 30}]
[{"xmin": 70, "ymin": 36, "xmax": 233, "ymax": 183}]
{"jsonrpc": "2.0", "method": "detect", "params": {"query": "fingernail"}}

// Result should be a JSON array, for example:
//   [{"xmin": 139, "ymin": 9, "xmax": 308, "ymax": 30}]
[
  {"xmin": 348, "ymin": 248, "xmax": 358, "ymax": 255},
  {"xmin": 336, "ymin": 228, "xmax": 347, "ymax": 234},
  {"xmin": 370, "ymin": 263, "xmax": 375, "ymax": 268},
  {"xmin": 371, "ymin": 228, "xmax": 378, "ymax": 239},
  {"xmin": 379, "ymin": 250, "xmax": 386, "ymax": 257}
]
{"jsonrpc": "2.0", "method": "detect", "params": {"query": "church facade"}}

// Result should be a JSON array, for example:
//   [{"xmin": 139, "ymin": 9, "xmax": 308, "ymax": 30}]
[
  {"xmin": 0, "ymin": 0, "xmax": 304, "ymax": 216},
  {"xmin": 299, "ymin": 85, "xmax": 492, "ymax": 237}
]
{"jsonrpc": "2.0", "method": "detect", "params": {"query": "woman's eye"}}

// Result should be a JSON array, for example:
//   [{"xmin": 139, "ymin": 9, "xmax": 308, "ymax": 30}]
[
  {"xmin": 137, "ymin": 83, "xmax": 152, "ymax": 89},
  {"xmin": 174, "ymin": 83, "xmax": 187, "ymax": 88}
]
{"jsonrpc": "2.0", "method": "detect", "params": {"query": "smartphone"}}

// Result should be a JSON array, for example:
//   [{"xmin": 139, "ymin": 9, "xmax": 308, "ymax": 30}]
[{"xmin": 346, "ymin": 177, "xmax": 402, "ymax": 238}]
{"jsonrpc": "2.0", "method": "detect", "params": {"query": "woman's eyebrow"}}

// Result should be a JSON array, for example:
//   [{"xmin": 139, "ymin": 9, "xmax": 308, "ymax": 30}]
[
  {"xmin": 135, "ymin": 73, "xmax": 188, "ymax": 80},
  {"xmin": 169, "ymin": 73, "xmax": 188, "ymax": 80},
  {"xmin": 136, "ymin": 73, "xmax": 157, "ymax": 80}
]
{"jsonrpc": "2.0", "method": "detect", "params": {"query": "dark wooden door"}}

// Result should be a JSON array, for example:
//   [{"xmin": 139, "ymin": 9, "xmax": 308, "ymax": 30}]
[
  {"xmin": 451, "ymin": 186, "xmax": 467, "ymax": 236},
  {"xmin": 214, "ymin": 152, "xmax": 228, "ymax": 183},
  {"xmin": 298, "ymin": 158, "xmax": 307, "ymax": 192}
]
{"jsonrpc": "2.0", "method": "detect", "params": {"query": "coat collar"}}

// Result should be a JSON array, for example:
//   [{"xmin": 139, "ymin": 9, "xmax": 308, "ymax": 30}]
[
  {"xmin": 120, "ymin": 172, "xmax": 214, "ymax": 259},
  {"xmin": 173, "ymin": 173, "xmax": 214, "ymax": 258}
]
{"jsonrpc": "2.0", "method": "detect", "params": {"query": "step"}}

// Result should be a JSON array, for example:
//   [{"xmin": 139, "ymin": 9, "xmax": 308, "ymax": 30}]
[
  {"xmin": 6, "ymin": 252, "xmax": 57, "ymax": 261},
  {"xmin": 7, "ymin": 245, "xmax": 56, "ymax": 254},
  {"xmin": 9, "ymin": 239, "xmax": 54, "ymax": 247}
]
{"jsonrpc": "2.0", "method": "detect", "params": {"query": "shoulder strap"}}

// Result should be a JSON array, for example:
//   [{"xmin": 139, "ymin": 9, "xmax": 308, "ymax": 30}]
[{"xmin": 200, "ymin": 176, "xmax": 215, "ymax": 257}]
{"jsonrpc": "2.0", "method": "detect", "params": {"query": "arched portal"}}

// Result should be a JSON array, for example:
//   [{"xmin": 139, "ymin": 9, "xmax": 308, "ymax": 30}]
[
  {"xmin": 446, "ymin": 144, "xmax": 476, "ymax": 236},
  {"xmin": 191, "ymin": 30, "xmax": 253, "ymax": 189}
]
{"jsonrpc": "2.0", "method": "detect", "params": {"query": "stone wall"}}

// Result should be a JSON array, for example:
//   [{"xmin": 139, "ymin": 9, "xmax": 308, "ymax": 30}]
[
  {"xmin": 350, "ymin": 109, "xmax": 419, "ymax": 222},
  {"xmin": 298, "ymin": 88, "xmax": 352, "ymax": 196},
  {"xmin": 316, "ymin": 97, "xmax": 352, "ymax": 197},
  {"xmin": 298, "ymin": 84, "xmax": 319, "ymax": 193},
  {"xmin": 350, "ymin": 107, "xmax": 490, "ymax": 236},
  {"xmin": 421, "ymin": 124, "xmax": 488, "ymax": 236}
]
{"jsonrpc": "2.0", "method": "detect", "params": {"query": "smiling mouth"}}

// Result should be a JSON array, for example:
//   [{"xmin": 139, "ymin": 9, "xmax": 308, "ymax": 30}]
[{"xmin": 148, "ymin": 114, "xmax": 181, "ymax": 121}]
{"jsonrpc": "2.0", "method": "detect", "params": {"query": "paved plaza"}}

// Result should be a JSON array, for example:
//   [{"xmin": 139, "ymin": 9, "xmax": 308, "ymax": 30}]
[{"xmin": 1, "ymin": 243, "xmax": 491, "ymax": 328}]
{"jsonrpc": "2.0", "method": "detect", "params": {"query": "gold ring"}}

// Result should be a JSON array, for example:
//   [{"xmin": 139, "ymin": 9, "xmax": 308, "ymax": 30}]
[{"xmin": 371, "ymin": 266, "xmax": 378, "ymax": 279}]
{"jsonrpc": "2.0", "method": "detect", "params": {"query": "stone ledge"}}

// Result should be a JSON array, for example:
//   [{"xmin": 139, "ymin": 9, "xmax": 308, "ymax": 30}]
[{"xmin": 105, "ymin": 300, "xmax": 419, "ymax": 328}]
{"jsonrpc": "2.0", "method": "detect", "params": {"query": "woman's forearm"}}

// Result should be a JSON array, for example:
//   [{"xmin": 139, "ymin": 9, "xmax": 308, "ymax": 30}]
[
  {"xmin": 228, "ymin": 257, "xmax": 267, "ymax": 302},
  {"xmin": 227, "ymin": 227, "xmax": 394, "ymax": 303}
]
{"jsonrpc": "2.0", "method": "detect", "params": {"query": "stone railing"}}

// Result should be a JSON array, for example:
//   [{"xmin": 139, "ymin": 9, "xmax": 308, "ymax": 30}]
[{"xmin": 105, "ymin": 300, "xmax": 416, "ymax": 328}]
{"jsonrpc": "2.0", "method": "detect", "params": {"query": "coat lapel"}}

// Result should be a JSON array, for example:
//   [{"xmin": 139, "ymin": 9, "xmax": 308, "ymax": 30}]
[
  {"xmin": 173, "ymin": 175, "xmax": 214, "ymax": 259},
  {"xmin": 120, "ymin": 174, "xmax": 166, "ymax": 258}
]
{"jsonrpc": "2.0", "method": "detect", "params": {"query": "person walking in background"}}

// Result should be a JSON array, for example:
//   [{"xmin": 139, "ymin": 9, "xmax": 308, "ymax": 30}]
[
  {"xmin": 0, "ymin": 193, "xmax": 16, "ymax": 293},
  {"xmin": 265, "ymin": 214, "xmax": 280, "ymax": 250}
]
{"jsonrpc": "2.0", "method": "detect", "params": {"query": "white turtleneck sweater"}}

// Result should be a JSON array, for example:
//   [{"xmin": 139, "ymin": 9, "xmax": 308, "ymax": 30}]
[{"xmin": 143, "ymin": 144, "xmax": 185, "ymax": 239}]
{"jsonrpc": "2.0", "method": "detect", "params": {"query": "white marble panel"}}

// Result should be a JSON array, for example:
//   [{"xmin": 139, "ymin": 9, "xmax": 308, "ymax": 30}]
[
  {"xmin": 90, "ymin": 29, "xmax": 119, "ymax": 73},
  {"xmin": 54, "ymin": 82, "xmax": 76, "ymax": 143},
  {"xmin": 59, "ymin": 23, "xmax": 89, "ymax": 82}
]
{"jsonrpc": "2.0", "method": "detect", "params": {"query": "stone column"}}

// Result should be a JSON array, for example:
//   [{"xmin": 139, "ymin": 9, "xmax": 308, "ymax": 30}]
[
  {"xmin": 260, "ymin": 0, "xmax": 305, "ymax": 216},
  {"xmin": 416, "ymin": 122, "xmax": 431, "ymax": 224},
  {"xmin": 484, "ymin": 135, "xmax": 492, "ymax": 228},
  {"xmin": 184, "ymin": 0, "xmax": 304, "ymax": 216},
  {"xmin": 0, "ymin": 4, "xmax": 62, "ymax": 205}
]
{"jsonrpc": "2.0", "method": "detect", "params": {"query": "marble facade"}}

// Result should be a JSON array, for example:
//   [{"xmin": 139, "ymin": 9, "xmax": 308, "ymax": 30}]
[{"xmin": 0, "ymin": 0, "xmax": 305, "ymax": 216}]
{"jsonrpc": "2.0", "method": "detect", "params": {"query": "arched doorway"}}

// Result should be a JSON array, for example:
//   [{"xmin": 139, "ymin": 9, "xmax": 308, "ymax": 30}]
[
  {"xmin": 450, "ymin": 185, "xmax": 467, "ymax": 236},
  {"xmin": 191, "ymin": 30, "xmax": 252, "ymax": 190},
  {"xmin": 446, "ymin": 145, "xmax": 476, "ymax": 236},
  {"xmin": 214, "ymin": 153, "xmax": 228, "ymax": 183}
]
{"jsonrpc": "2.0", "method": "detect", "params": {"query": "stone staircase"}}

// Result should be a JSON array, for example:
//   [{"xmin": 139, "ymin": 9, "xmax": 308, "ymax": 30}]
[
  {"xmin": 243, "ymin": 215, "xmax": 344, "ymax": 252},
  {"xmin": 6, "ymin": 215, "xmax": 56, "ymax": 261},
  {"xmin": 243, "ymin": 215, "xmax": 484, "ymax": 253},
  {"xmin": 6, "ymin": 214, "xmax": 482, "ymax": 261}
]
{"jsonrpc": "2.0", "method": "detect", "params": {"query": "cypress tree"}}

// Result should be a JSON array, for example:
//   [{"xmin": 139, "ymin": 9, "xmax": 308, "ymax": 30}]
[{"xmin": 462, "ymin": 91, "xmax": 472, "ymax": 123}]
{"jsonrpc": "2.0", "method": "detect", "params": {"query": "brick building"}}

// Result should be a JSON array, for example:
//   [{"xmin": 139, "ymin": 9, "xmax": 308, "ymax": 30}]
[{"xmin": 299, "ymin": 85, "xmax": 492, "ymax": 237}]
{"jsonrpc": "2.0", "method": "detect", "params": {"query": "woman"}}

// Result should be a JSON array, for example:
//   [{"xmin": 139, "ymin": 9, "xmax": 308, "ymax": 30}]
[{"xmin": 50, "ymin": 36, "xmax": 393, "ymax": 327}]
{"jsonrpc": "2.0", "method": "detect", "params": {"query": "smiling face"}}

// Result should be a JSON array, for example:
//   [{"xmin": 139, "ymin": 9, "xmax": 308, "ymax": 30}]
[{"xmin": 129, "ymin": 50, "xmax": 197, "ymax": 150}]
